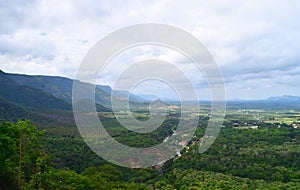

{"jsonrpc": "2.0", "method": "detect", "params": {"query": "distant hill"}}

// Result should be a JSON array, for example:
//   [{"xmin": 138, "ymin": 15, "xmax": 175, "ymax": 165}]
[
  {"xmin": 267, "ymin": 95, "xmax": 300, "ymax": 102},
  {"xmin": 111, "ymin": 90, "xmax": 147, "ymax": 102},
  {"xmin": 225, "ymin": 95, "xmax": 300, "ymax": 110},
  {"xmin": 137, "ymin": 94, "xmax": 160, "ymax": 101}
]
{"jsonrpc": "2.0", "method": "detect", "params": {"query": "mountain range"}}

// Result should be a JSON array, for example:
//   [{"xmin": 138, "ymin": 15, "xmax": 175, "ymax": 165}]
[
  {"xmin": 1, "ymin": 69, "xmax": 300, "ymax": 124},
  {"xmin": 0, "ymin": 69, "xmax": 143, "ymax": 125},
  {"xmin": 267, "ymin": 95, "xmax": 300, "ymax": 102},
  {"xmin": 4, "ymin": 70, "xmax": 146, "ymax": 107}
]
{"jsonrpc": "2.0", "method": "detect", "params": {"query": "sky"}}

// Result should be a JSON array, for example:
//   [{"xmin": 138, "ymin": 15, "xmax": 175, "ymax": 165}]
[{"xmin": 0, "ymin": 0, "xmax": 300, "ymax": 100}]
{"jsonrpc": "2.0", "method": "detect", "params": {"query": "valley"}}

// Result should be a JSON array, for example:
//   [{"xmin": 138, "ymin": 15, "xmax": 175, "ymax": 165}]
[{"xmin": 0, "ymin": 71, "xmax": 300, "ymax": 189}]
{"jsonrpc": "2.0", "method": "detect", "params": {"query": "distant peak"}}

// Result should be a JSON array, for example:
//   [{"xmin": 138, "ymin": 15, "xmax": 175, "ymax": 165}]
[
  {"xmin": 152, "ymin": 98, "xmax": 163, "ymax": 103},
  {"xmin": 267, "ymin": 95, "xmax": 300, "ymax": 101}
]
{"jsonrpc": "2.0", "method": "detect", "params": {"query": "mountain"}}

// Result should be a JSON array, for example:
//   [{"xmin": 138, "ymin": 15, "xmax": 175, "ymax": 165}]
[
  {"xmin": 6, "ymin": 72, "xmax": 109, "ymax": 105},
  {"xmin": 6, "ymin": 72, "xmax": 144, "ymax": 107},
  {"xmin": 111, "ymin": 90, "xmax": 147, "ymax": 102},
  {"xmin": 96, "ymin": 85, "xmax": 146, "ymax": 102},
  {"xmin": 0, "ymin": 70, "xmax": 71, "ymax": 110},
  {"xmin": 137, "ymin": 94, "xmax": 160, "ymax": 101},
  {"xmin": 267, "ymin": 95, "xmax": 300, "ymax": 102},
  {"xmin": 0, "ymin": 70, "xmax": 114, "ymax": 126}
]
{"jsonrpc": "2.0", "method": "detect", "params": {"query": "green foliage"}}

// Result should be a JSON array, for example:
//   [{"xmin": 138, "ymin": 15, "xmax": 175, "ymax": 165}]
[
  {"xmin": 0, "ymin": 73, "xmax": 71, "ymax": 110},
  {"xmin": 166, "ymin": 125, "xmax": 300, "ymax": 185},
  {"xmin": 0, "ymin": 97, "xmax": 32, "ymax": 123},
  {"xmin": 81, "ymin": 165, "xmax": 123, "ymax": 181},
  {"xmin": 0, "ymin": 120, "xmax": 45, "ymax": 189},
  {"xmin": 37, "ymin": 115, "xmax": 300, "ymax": 189},
  {"xmin": 27, "ymin": 166, "xmax": 148, "ymax": 190},
  {"xmin": 1, "ymin": 114, "xmax": 300, "ymax": 189},
  {"xmin": 156, "ymin": 169, "xmax": 300, "ymax": 190},
  {"xmin": 41, "ymin": 136, "xmax": 107, "ymax": 172},
  {"xmin": 27, "ymin": 168, "xmax": 95, "ymax": 190}
]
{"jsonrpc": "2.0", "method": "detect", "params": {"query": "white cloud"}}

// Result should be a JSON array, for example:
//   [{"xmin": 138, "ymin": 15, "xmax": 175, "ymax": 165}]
[{"xmin": 0, "ymin": 0, "xmax": 300, "ymax": 99}]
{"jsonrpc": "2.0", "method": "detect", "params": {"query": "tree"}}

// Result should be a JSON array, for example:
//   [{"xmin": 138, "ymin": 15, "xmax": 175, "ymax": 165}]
[{"xmin": 0, "ymin": 120, "xmax": 44, "ymax": 190}]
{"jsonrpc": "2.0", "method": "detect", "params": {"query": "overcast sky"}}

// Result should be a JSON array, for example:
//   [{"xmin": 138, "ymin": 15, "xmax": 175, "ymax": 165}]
[{"xmin": 0, "ymin": 0, "xmax": 299, "ymax": 100}]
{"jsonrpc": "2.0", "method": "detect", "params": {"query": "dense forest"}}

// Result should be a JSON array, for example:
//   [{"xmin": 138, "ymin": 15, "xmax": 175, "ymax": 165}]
[{"xmin": 1, "ymin": 118, "xmax": 299, "ymax": 189}]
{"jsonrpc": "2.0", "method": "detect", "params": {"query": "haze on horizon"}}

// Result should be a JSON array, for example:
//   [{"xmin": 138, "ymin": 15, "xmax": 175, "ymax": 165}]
[{"xmin": 0, "ymin": 0, "xmax": 299, "ymax": 100}]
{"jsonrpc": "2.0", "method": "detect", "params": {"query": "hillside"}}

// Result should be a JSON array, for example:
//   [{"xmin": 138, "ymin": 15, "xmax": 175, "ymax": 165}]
[
  {"xmin": 6, "ymin": 72, "xmax": 144, "ymax": 107},
  {"xmin": 0, "ymin": 70, "xmax": 114, "ymax": 126},
  {"xmin": 6, "ymin": 72, "xmax": 111, "ymax": 106},
  {"xmin": 0, "ymin": 71, "xmax": 71, "ymax": 110},
  {"xmin": 0, "ymin": 97, "xmax": 33, "ymax": 123}
]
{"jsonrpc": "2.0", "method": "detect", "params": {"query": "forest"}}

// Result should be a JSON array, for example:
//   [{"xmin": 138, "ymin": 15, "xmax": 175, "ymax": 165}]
[{"xmin": 1, "ymin": 111, "xmax": 299, "ymax": 189}]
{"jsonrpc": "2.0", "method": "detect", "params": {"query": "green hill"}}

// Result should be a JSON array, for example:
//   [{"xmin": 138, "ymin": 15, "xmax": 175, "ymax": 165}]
[
  {"xmin": 0, "ymin": 97, "xmax": 32, "ymax": 123},
  {"xmin": 6, "ymin": 72, "xmax": 142, "ymax": 108},
  {"xmin": 0, "ymin": 71, "xmax": 71, "ymax": 110}
]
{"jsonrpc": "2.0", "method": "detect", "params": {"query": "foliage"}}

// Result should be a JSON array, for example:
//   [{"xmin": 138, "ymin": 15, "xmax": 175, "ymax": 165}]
[
  {"xmin": 0, "ymin": 120, "xmax": 44, "ymax": 189},
  {"xmin": 0, "ymin": 73, "xmax": 71, "ymax": 110},
  {"xmin": 1, "ymin": 117, "xmax": 300, "ymax": 189}
]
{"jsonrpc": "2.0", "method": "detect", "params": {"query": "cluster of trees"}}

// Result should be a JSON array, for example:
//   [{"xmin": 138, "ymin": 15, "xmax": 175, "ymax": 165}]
[
  {"xmin": 155, "ymin": 169, "xmax": 300, "ymax": 189},
  {"xmin": 0, "ymin": 121, "xmax": 147, "ymax": 189},
  {"xmin": 0, "ymin": 120, "xmax": 45, "ymax": 189},
  {"xmin": 165, "ymin": 125, "xmax": 300, "ymax": 184},
  {"xmin": 1, "ymin": 120, "xmax": 300, "ymax": 189}
]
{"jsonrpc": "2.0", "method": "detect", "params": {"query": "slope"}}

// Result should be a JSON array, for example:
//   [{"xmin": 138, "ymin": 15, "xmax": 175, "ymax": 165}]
[
  {"xmin": 6, "ymin": 72, "xmax": 145, "ymax": 107},
  {"xmin": 0, "ymin": 70, "xmax": 71, "ymax": 110}
]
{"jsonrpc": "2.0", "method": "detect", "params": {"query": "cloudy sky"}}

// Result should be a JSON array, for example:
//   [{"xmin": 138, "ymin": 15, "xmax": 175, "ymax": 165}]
[{"xmin": 0, "ymin": 0, "xmax": 299, "ymax": 100}]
